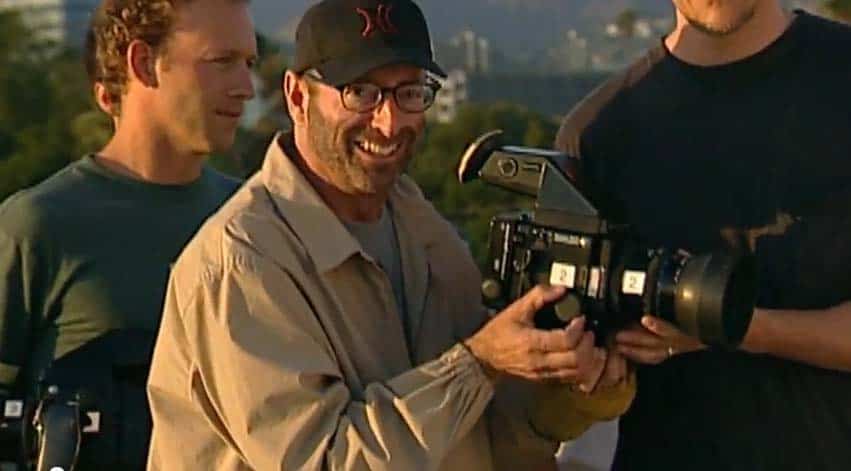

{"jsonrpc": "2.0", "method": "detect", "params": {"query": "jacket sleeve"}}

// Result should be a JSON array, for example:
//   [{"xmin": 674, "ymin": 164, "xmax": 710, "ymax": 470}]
[
  {"xmin": 482, "ymin": 346, "xmax": 636, "ymax": 470},
  {"xmin": 448, "ymin": 290, "xmax": 562, "ymax": 468},
  {"xmin": 442, "ymin": 261, "xmax": 563, "ymax": 469},
  {"xmin": 529, "ymin": 374, "xmax": 636, "ymax": 442},
  {"xmin": 152, "ymin": 252, "xmax": 496, "ymax": 471}
]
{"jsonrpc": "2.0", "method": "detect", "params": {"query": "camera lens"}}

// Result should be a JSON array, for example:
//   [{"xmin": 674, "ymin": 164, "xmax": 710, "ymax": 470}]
[{"xmin": 666, "ymin": 251, "xmax": 757, "ymax": 348}]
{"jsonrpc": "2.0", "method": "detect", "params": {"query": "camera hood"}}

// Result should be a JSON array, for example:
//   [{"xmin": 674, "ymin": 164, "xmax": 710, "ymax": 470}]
[{"xmin": 457, "ymin": 130, "xmax": 605, "ymax": 234}]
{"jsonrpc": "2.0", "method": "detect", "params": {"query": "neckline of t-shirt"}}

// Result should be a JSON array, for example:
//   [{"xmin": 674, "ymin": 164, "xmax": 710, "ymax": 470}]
[
  {"xmin": 75, "ymin": 154, "xmax": 211, "ymax": 196},
  {"xmin": 342, "ymin": 203, "xmax": 393, "ymax": 233},
  {"xmin": 661, "ymin": 9, "xmax": 808, "ymax": 74}
]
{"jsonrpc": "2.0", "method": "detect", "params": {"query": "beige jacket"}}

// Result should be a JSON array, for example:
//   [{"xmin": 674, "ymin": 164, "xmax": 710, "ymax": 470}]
[{"xmin": 147, "ymin": 134, "xmax": 612, "ymax": 471}]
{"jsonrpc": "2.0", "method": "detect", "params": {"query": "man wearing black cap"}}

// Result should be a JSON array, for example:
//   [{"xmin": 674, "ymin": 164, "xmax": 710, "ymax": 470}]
[{"xmin": 146, "ymin": 0, "xmax": 635, "ymax": 469}]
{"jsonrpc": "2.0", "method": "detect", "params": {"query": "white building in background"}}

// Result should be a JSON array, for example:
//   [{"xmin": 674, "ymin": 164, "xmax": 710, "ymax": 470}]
[
  {"xmin": 550, "ymin": 29, "xmax": 590, "ymax": 74},
  {"xmin": 429, "ymin": 69, "xmax": 468, "ymax": 124},
  {"xmin": 0, "ymin": 0, "xmax": 99, "ymax": 49},
  {"xmin": 450, "ymin": 30, "xmax": 491, "ymax": 75}
]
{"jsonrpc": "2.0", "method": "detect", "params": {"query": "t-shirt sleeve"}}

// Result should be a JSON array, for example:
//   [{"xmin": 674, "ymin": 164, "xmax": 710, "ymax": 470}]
[
  {"xmin": 0, "ymin": 228, "xmax": 34, "ymax": 391},
  {"xmin": 554, "ymin": 72, "xmax": 635, "ymax": 221},
  {"xmin": 555, "ymin": 71, "xmax": 631, "ymax": 159}
]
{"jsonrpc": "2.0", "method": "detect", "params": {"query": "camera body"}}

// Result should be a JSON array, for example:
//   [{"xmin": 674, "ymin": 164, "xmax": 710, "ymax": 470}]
[
  {"xmin": 459, "ymin": 131, "xmax": 757, "ymax": 347},
  {"xmin": 484, "ymin": 212, "xmax": 638, "ymax": 335}
]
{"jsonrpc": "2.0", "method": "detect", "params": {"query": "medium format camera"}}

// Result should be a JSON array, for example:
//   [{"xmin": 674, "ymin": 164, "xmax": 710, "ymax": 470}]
[{"xmin": 457, "ymin": 131, "xmax": 757, "ymax": 347}]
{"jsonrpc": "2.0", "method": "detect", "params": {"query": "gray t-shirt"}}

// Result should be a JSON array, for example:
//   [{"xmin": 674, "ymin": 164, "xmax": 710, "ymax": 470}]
[
  {"xmin": 0, "ymin": 156, "xmax": 240, "ymax": 395},
  {"xmin": 343, "ymin": 206, "xmax": 407, "ymax": 330}
]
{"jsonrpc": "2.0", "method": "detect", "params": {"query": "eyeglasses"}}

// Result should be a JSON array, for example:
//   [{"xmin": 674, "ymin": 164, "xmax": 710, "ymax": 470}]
[{"xmin": 304, "ymin": 70, "xmax": 441, "ymax": 114}]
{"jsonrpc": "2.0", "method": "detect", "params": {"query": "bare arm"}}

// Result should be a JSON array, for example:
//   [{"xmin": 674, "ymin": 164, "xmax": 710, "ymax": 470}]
[
  {"xmin": 616, "ymin": 301, "xmax": 851, "ymax": 373},
  {"xmin": 741, "ymin": 302, "xmax": 851, "ymax": 372}
]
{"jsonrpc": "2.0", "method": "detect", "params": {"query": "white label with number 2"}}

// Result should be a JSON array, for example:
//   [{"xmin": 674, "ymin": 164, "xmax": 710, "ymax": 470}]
[
  {"xmin": 622, "ymin": 270, "xmax": 647, "ymax": 295},
  {"xmin": 549, "ymin": 263, "xmax": 577, "ymax": 288}
]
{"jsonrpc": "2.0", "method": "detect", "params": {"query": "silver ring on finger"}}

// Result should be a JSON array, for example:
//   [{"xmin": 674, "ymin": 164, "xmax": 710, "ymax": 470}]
[{"xmin": 667, "ymin": 346, "xmax": 675, "ymax": 358}]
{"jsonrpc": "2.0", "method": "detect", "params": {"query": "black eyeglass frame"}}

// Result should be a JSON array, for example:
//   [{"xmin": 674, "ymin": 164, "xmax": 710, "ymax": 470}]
[{"xmin": 303, "ymin": 69, "xmax": 442, "ymax": 114}]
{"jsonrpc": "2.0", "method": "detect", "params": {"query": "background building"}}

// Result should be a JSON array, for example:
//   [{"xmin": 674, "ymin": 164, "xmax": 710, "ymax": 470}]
[
  {"xmin": 444, "ymin": 30, "xmax": 491, "ymax": 76},
  {"xmin": 0, "ymin": 0, "xmax": 99, "ymax": 50},
  {"xmin": 428, "ymin": 69, "xmax": 468, "ymax": 124}
]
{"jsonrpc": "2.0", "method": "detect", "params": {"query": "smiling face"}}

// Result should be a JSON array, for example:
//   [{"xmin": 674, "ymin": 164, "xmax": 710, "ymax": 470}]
[
  {"xmin": 297, "ymin": 63, "xmax": 427, "ymax": 196},
  {"xmin": 151, "ymin": 0, "xmax": 257, "ymax": 154},
  {"xmin": 672, "ymin": 0, "xmax": 760, "ymax": 36}
]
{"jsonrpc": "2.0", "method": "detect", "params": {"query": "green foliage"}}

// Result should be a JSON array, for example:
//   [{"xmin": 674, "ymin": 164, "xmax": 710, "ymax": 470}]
[
  {"xmin": 409, "ymin": 103, "xmax": 558, "ymax": 267},
  {"xmin": 614, "ymin": 9, "xmax": 639, "ymax": 38},
  {"xmin": 0, "ymin": 11, "xmax": 106, "ymax": 201},
  {"xmin": 70, "ymin": 110, "xmax": 113, "ymax": 158},
  {"xmin": 824, "ymin": 0, "xmax": 851, "ymax": 21}
]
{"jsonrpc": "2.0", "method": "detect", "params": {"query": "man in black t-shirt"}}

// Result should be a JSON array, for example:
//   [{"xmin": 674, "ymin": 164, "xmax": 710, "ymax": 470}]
[{"xmin": 556, "ymin": 1, "xmax": 851, "ymax": 470}]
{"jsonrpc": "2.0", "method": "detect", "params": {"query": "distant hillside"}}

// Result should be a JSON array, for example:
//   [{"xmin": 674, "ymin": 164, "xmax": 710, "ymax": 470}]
[
  {"xmin": 250, "ymin": 0, "xmax": 672, "ymax": 56},
  {"xmin": 250, "ymin": 0, "xmax": 825, "ymax": 58}
]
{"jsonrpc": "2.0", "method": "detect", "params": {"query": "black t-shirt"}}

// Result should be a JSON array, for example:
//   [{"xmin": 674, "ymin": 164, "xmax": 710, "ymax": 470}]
[{"xmin": 556, "ymin": 11, "xmax": 851, "ymax": 471}]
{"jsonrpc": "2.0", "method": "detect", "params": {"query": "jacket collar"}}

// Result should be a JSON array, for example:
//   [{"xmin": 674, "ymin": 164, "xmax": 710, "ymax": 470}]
[{"xmin": 260, "ymin": 132, "xmax": 441, "ymax": 274}]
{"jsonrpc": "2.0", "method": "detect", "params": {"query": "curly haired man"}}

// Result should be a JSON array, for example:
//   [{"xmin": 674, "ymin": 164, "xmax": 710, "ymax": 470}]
[{"xmin": 0, "ymin": 0, "xmax": 255, "ymax": 467}]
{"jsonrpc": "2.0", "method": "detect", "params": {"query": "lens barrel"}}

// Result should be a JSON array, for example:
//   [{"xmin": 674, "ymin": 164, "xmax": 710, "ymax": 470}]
[{"xmin": 650, "ymin": 250, "xmax": 757, "ymax": 348}]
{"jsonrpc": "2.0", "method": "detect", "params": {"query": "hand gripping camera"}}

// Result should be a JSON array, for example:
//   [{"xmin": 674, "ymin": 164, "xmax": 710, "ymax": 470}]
[{"xmin": 457, "ymin": 130, "xmax": 758, "ymax": 347}]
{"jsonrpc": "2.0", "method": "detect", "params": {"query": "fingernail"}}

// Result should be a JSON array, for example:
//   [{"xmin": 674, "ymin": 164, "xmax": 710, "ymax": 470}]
[
  {"xmin": 594, "ymin": 348, "xmax": 607, "ymax": 361},
  {"xmin": 641, "ymin": 316, "xmax": 654, "ymax": 328}
]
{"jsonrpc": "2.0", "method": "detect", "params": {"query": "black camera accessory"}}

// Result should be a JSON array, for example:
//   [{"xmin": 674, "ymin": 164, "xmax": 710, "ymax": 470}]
[
  {"xmin": 33, "ymin": 385, "xmax": 82, "ymax": 471},
  {"xmin": 1, "ymin": 396, "xmax": 36, "ymax": 467}
]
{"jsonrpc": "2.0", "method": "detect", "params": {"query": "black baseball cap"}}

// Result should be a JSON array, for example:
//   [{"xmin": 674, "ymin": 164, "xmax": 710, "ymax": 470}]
[{"xmin": 292, "ymin": 0, "xmax": 446, "ymax": 86}]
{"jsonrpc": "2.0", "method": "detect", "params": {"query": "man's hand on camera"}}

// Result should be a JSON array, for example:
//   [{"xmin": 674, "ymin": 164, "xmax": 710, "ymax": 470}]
[
  {"xmin": 464, "ymin": 285, "xmax": 606, "ymax": 385},
  {"xmin": 614, "ymin": 315, "xmax": 706, "ymax": 365}
]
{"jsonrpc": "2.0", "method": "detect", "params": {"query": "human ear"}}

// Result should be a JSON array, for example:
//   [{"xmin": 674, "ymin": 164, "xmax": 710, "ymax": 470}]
[
  {"xmin": 126, "ymin": 39, "xmax": 158, "ymax": 87},
  {"xmin": 283, "ymin": 70, "xmax": 309, "ymax": 125}
]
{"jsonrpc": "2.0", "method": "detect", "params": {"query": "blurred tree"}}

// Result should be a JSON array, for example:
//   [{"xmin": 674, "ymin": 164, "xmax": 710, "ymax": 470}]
[
  {"xmin": 824, "ymin": 0, "xmax": 851, "ymax": 22},
  {"xmin": 614, "ymin": 9, "xmax": 639, "ymax": 38},
  {"xmin": 409, "ymin": 103, "xmax": 558, "ymax": 267},
  {"xmin": 255, "ymin": 35, "xmax": 286, "ymax": 101},
  {"xmin": 70, "ymin": 110, "xmax": 113, "ymax": 158},
  {"xmin": 0, "ymin": 11, "xmax": 101, "ymax": 200},
  {"xmin": 234, "ymin": 48, "xmax": 290, "ymax": 175}
]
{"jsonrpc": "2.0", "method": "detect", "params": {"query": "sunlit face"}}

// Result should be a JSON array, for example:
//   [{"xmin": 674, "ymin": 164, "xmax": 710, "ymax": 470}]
[
  {"xmin": 153, "ymin": 0, "xmax": 257, "ymax": 154},
  {"xmin": 302, "ymin": 64, "xmax": 427, "ymax": 195},
  {"xmin": 672, "ymin": 0, "xmax": 760, "ymax": 36}
]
